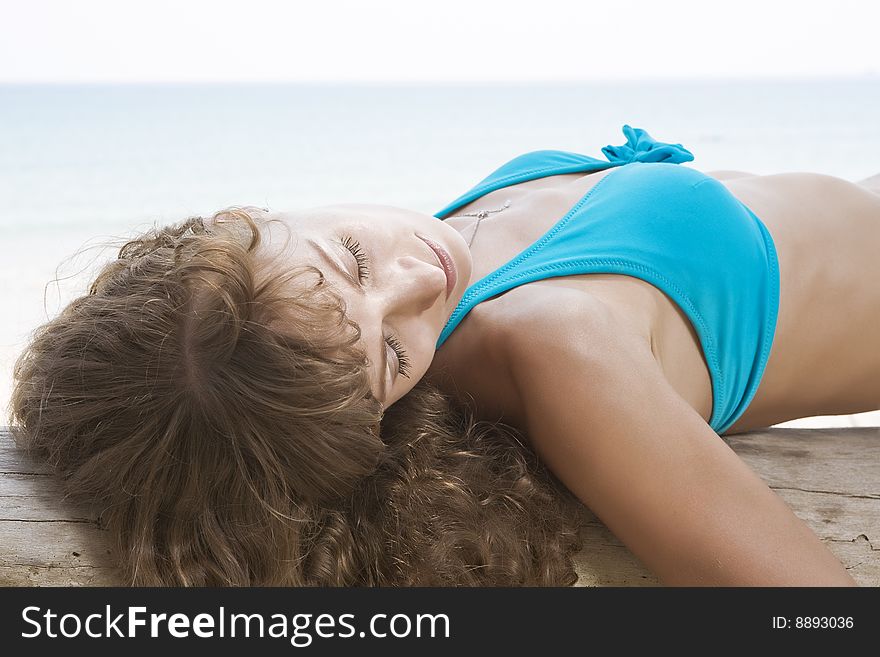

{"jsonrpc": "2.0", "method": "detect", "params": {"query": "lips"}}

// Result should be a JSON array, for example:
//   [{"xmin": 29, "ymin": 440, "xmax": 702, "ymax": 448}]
[{"xmin": 418, "ymin": 235, "xmax": 457, "ymax": 301}]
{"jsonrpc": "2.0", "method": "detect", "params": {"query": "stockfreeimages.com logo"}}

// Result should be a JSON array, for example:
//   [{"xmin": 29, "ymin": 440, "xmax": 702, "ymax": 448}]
[{"xmin": 22, "ymin": 606, "xmax": 451, "ymax": 646}]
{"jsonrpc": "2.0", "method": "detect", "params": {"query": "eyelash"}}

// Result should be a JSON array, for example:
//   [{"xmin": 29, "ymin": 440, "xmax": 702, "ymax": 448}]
[
  {"xmin": 385, "ymin": 333, "xmax": 412, "ymax": 378},
  {"xmin": 341, "ymin": 235, "xmax": 370, "ymax": 281},
  {"xmin": 340, "ymin": 234, "xmax": 411, "ymax": 379}
]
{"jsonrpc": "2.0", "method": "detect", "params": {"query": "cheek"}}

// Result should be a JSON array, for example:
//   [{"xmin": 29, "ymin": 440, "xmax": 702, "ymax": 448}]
[
  {"xmin": 416, "ymin": 336, "xmax": 437, "ymax": 377},
  {"xmin": 389, "ymin": 212, "xmax": 424, "ymax": 237}
]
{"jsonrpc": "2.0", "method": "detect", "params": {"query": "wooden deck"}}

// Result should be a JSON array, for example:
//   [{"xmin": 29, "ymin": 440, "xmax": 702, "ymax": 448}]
[{"xmin": 1, "ymin": 425, "xmax": 877, "ymax": 586}]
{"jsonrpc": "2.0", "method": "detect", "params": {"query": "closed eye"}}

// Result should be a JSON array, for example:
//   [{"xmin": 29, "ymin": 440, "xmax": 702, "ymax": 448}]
[
  {"xmin": 385, "ymin": 333, "xmax": 412, "ymax": 378},
  {"xmin": 341, "ymin": 235, "xmax": 370, "ymax": 282}
]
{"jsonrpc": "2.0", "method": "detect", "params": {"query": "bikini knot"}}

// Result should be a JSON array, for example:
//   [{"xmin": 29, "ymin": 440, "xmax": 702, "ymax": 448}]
[{"xmin": 601, "ymin": 124, "xmax": 695, "ymax": 165}]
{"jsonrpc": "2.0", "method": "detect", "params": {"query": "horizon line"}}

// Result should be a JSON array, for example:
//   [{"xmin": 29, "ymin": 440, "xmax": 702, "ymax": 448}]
[{"xmin": 1, "ymin": 73, "xmax": 878, "ymax": 86}]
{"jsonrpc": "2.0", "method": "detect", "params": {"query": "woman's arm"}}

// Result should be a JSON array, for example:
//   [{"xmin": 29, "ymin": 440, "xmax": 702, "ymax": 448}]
[{"xmin": 503, "ymin": 297, "xmax": 857, "ymax": 586}]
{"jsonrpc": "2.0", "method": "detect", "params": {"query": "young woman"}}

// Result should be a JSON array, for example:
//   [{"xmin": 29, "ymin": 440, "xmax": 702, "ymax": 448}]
[{"xmin": 10, "ymin": 126, "xmax": 875, "ymax": 586}]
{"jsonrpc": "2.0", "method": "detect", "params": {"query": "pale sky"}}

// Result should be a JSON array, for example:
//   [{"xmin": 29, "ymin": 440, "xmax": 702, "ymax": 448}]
[{"xmin": 1, "ymin": 0, "xmax": 878, "ymax": 83}]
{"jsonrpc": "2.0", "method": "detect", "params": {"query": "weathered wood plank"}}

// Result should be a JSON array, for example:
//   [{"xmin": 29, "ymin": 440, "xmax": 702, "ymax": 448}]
[
  {"xmin": 722, "ymin": 428, "xmax": 880, "ymax": 496},
  {"xmin": 2, "ymin": 426, "xmax": 878, "ymax": 586},
  {"xmin": 0, "ymin": 440, "xmax": 52, "ymax": 474},
  {"xmin": 0, "ymin": 473, "xmax": 100, "ymax": 522},
  {"xmin": 0, "ymin": 519, "xmax": 120, "ymax": 586}
]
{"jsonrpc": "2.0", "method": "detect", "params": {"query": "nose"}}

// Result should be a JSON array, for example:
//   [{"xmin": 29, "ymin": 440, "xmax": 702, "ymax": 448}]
[{"xmin": 377, "ymin": 253, "xmax": 446, "ymax": 317}]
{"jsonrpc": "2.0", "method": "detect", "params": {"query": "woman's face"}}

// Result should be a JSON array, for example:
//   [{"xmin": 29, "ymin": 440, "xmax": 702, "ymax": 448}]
[{"xmin": 260, "ymin": 204, "xmax": 472, "ymax": 408}]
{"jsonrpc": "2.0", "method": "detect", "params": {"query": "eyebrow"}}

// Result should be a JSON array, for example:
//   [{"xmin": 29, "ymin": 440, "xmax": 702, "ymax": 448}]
[{"xmin": 305, "ymin": 237, "xmax": 389, "ymax": 401}]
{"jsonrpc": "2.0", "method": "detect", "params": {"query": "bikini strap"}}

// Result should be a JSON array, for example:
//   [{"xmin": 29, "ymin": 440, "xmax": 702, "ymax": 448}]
[{"xmin": 434, "ymin": 125, "xmax": 694, "ymax": 219}]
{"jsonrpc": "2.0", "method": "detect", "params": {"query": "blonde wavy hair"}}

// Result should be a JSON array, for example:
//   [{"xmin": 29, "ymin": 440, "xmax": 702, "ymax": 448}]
[{"xmin": 8, "ymin": 205, "xmax": 584, "ymax": 585}]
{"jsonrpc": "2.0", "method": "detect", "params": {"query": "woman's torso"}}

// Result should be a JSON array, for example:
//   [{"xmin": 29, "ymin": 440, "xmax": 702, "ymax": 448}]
[{"xmin": 425, "ymin": 165, "xmax": 880, "ymax": 435}]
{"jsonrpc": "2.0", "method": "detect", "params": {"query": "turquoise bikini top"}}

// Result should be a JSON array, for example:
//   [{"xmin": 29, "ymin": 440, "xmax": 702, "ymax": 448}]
[{"xmin": 432, "ymin": 125, "xmax": 780, "ymax": 435}]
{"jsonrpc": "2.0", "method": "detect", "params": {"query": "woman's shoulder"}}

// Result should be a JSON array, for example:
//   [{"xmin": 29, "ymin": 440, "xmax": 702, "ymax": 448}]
[
  {"xmin": 471, "ymin": 284, "xmax": 656, "ymax": 415},
  {"xmin": 486, "ymin": 283, "xmax": 659, "ymax": 428},
  {"xmin": 430, "ymin": 282, "xmax": 656, "ymax": 429}
]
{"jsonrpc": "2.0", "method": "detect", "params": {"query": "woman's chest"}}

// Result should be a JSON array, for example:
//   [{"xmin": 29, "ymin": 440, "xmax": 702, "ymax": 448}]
[
  {"xmin": 442, "ymin": 168, "xmax": 617, "ymax": 287},
  {"xmin": 434, "ymin": 169, "xmax": 717, "ymax": 425},
  {"xmin": 429, "ymin": 276, "xmax": 714, "ymax": 429}
]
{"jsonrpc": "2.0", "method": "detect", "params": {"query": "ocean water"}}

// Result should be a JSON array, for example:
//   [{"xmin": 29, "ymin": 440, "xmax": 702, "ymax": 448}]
[{"xmin": 2, "ymin": 79, "xmax": 879, "ymax": 427}]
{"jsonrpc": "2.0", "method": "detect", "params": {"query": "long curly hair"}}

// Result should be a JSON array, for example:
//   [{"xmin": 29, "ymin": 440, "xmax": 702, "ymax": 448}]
[{"xmin": 7, "ymin": 205, "xmax": 584, "ymax": 585}]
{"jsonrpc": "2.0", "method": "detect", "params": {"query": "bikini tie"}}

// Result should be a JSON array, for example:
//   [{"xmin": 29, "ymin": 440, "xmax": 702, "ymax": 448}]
[{"xmin": 601, "ymin": 124, "xmax": 695, "ymax": 165}]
